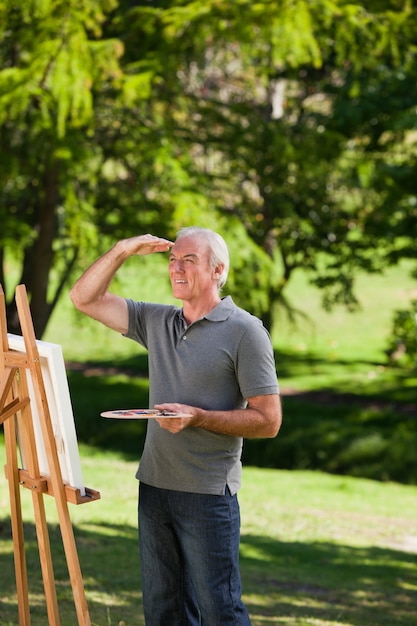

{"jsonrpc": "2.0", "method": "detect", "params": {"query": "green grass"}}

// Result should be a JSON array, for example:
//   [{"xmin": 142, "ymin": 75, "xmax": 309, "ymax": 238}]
[
  {"xmin": 1, "ymin": 256, "xmax": 416, "ymax": 623},
  {"xmin": 0, "ymin": 441, "xmax": 416, "ymax": 626},
  {"xmin": 38, "ymin": 258, "xmax": 417, "ymax": 483},
  {"xmin": 43, "ymin": 258, "xmax": 417, "ymax": 416},
  {"xmin": 61, "ymin": 360, "xmax": 417, "ymax": 483},
  {"xmin": 271, "ymin": 261, "xmax": 416, "ymax": 363}
]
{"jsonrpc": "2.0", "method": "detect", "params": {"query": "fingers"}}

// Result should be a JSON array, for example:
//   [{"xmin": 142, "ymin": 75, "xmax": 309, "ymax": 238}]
[
  {"xmin": 155, "ymin": 416, "xmax": 193, "ymax": 433},
  {"xmin": 140, "ymin": 234, "xmax": 174, "ymax": 252},
  {"xmin": 143, "ymin": 234, "xmax": 173, "ymax": 247},
  {"xmin": 154, "ymin": 403, "xmax": 197, "ymax": 433},
  {"xmin": 124, "ymin": 234, "xmax": 174, "ymax": 256}
]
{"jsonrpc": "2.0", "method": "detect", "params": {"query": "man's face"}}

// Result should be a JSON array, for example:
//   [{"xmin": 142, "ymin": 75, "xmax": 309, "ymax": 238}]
[{"xmin": 168, "ymin": 236, "xmax": 216, "ymax": 304}]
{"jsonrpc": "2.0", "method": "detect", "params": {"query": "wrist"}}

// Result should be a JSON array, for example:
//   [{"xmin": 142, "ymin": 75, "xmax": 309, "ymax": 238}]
[
  {"xmin": 193, "ymin": 408, "xmax": 208, "ymax": 429},
  {"xmin": 112, "ymin": 240, "xmax": 132, "ymax": 262}
]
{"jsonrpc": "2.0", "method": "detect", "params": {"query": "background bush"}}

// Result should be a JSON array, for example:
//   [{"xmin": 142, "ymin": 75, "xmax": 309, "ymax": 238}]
[{"xmin": 386, "ymin": 301, "xmax": 417, "ymax": 369}]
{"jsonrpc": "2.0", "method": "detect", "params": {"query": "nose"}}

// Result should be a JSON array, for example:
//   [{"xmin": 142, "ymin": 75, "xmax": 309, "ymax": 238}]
[{"xmin": 172, "ymin": 259, "xmax": 185, "ymax": 272}]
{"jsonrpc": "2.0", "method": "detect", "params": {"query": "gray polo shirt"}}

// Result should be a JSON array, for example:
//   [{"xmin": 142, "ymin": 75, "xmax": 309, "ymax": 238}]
[{"xmin": 125, "ymin": 296, "xmax": 279, "ymax": 495}]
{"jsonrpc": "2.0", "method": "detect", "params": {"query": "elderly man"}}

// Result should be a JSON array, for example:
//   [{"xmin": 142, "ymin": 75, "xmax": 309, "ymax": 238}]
[{"xmin": 70, "ymin": 227, "xmax": 282, "ymax": 626}]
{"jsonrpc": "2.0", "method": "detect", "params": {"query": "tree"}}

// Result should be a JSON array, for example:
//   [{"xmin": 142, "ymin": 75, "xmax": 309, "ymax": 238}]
[
  {"xmin": 0, "ymin": 0, "xmax": 123, "ymax": 335},
  {"xmin": 1, "ymin": 0, "xmax": 416, "ymax": 338},
  {"xmin": 123, "ymin": 0, "xmax": 417, "ymax": 331}
]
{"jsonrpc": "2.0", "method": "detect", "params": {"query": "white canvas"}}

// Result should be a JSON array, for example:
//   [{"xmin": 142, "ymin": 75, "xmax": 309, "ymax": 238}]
[{"xmin": 7, "ymin": 334, "xmax": 86, "ymax": 496}]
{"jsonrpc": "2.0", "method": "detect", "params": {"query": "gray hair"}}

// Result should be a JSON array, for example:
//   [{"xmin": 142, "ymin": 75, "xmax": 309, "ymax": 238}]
[{"xmin": 176, "ymin": 227, "xmax": 229, "ymax": 290}]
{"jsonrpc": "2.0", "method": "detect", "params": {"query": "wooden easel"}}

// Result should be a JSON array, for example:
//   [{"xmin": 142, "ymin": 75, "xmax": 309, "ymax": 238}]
[{"xmin": 0, "ymin": 284, "xmax": 100, "ymax": 626}]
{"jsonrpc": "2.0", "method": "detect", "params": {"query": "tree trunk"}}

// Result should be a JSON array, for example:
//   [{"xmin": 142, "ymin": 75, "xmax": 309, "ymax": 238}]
[
  {"xmin": 29, "ymin": 166, "xmax": 59, "ymax": 337},
  {"xmin": 5, "ymin": 166, "xmax": 59, "ymax": 338}
]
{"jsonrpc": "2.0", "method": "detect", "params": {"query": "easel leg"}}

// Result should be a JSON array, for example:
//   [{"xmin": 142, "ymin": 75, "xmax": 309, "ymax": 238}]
[
  {"xmin": 58, "ymin": 506, "xmax": 92, "ymax": 626},
  {"xmin": 4, "ymin": 414, "xmax": 31, "ymax": 626},
  {"xmin": 16, "ymin": 286, "xmax": 92, "ymax": 626},
  {"xmin": 1, "ymin": 285, "xmax": 95, "ymax": 626},
  {"xmin": 32, "ymin": 491, "xmax": 62, "ymax": 626},
  {"xmin": 16, "ymin": 373, "xmax": 61, "ymax": 626}
]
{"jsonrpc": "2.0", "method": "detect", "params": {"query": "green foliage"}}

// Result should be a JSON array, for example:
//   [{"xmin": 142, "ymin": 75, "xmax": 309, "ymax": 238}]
[
  {"xmin": 68, "ymin": 367, "xmax": 149, "ymax": 455},
  {"xmin": 0, "ymin": 0, "xmax": 124, "ymax": 335},
  {"xmin": 243, "ymin": 390, "xmax": 417, "ymax": 485},
  {"xmin": 126, "ymin": 0, "xmax": 417, "ymax": 328},
  {"xmin": 2, "ymin": 0, "xmax": 417, "ymax": 339},
  {"xmin": 386, "ymin": 300, "xmax": 417, "ymax": 368},
  {"xmin": 221, "ymin": 217, "xmax": 277, "ymax": 318},
  {"xmin": 65, "ymin": 356, "xmax": 417, "ymax": 485},
  {"xmin": 0, "ymin": 0, "xmax": 121, "ymax": 135}
]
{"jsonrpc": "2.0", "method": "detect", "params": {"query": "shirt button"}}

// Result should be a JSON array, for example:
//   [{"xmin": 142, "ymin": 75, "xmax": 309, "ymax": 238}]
[{"xmin": 183, "ymin": 335, "xmax": 187, "ymax": 340}]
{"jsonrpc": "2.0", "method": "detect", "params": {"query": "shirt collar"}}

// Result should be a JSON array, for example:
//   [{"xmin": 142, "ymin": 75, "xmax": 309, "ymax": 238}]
[
  {"xmin": 203, "ymin": 295, "xmax": 235, "ymax": 322},
  {"xmin": 178, "ymin": 296, "xmax": 235, "ymax": 327}
]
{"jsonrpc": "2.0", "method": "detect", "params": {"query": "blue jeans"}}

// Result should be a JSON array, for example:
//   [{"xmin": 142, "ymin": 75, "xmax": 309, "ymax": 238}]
[{"xmin": 138, "ymin": 482, "xmax": 252, "ymax": 626}]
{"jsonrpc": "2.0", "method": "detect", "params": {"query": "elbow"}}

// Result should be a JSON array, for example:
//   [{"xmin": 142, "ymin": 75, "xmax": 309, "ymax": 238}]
[
  {"xmin": 69, "ymin": 285, "xmax": 82, "ymax": 311},
  {"xmin": 248, "ymin": 394, "xmax": 282, "ymax": 439},
  {"xmin": 255, "ymin": 412, "xmax": 281, "ymax": 439},
  {"xmin": 266, "ymin": 404, "xmax": 283, "ymax": 438},
  {"xmin": 69, "ymin": 284, "xmax": 91, "ymax": 315},
  {"xmin": 266, "ymin": 415, "xmax": 282, "ymax": 438}
]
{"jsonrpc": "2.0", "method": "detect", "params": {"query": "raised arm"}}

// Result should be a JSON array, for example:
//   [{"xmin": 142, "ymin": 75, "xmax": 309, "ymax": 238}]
[{"xmin": 69, "ymin": 234, "xmax": 173, "ymax": 334}]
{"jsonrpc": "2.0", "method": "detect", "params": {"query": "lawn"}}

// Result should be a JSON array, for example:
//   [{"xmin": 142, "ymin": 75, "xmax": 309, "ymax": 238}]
[
  {"xmin": 38, "ymin": 259, "xmax": 417, "ymax": 484},
  {"xmin": 0, "ymin": 442, "xmax": 416, "ymax": 626},
  {"xmin": 1, "ymin": 257, "xmax": 416, "ymax": 624}
]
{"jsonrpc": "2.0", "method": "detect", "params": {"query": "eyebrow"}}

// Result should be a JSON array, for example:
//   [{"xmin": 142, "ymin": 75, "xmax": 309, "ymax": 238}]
[{"xmin": 169, "ymin": 252, "xmax": 200, "ymax": 261}]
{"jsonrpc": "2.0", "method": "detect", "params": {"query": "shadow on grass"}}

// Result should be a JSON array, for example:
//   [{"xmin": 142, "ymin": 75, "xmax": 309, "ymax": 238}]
[
  {"xmin": 0, "ymin": 518, "xmax": 416, "ymax": 626},
  {"xmin": 0, "ymin": 518, "xmax": 143, "ymax": 626},
  {"xmin": 240, "ymin": 533, "xmax": 417, "ymax": 626},
  {"xmin": 66, "ymin": 352, "xmax": 417, "ymax": 483},
  {"xmin": 67, "ymin": 348, "xmax": 417, "ymax": 409},
  {"xmin": 274, "ymin": 349, "xmax": 417, "ymax": 405}
]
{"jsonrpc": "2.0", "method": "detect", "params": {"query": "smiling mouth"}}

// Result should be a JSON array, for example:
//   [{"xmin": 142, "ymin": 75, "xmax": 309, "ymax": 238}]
[{"xmin": 175, "ymin": 280, "xmax": 187, "ymax": 284}]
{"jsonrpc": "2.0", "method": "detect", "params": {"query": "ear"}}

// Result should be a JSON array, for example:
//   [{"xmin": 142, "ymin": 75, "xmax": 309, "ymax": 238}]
[{"xmin": 213, "ymin": 264, "xmax": 224, "ymax": 278}]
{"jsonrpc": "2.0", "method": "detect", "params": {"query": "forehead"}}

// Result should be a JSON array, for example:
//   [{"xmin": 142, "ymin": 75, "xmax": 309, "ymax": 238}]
[{"xmin": 171, "ymin": 236, "xmax": 209, "ymax": 258}]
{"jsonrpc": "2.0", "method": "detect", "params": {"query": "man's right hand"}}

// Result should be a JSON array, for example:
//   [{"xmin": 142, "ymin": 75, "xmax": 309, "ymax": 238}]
[
  {"xmin": 70, "ymin": 234, "xmax": 173, "ymax": 334},
  {"xmin": 119, "ymin": 234, "xmax": 174, "ymax": 257}
]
